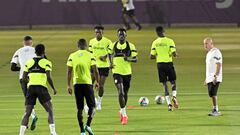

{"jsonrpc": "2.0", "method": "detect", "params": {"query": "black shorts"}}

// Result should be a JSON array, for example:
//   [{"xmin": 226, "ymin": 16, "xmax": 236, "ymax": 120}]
[
  {"xmin": 207, "ymin": 82, "xmax": 220, "ymax": 97},
  {"xmin": 126, "ymin": 9, "xmax": 135, "ymax": 17},
  {"xmin": 74, "ymin": 84, "xmax": 96, "ymax": 110},
  {"xmin": 157, "ymin": 62, "xmax": 176, "ymax": 83},
  {"xmin": 113, "ymin": 74, "xmax": 132, "ymax": 91},
  {"xmin": 25, "ymin": 85, "xmax": 51, "ymax": 105},
  {"xmin": 20, "ymin": 79, "xmax": 28, "ymax": 97},
  {"xmin": 98, "ymin": 67, "xmax": 110, "ymax": 77}
]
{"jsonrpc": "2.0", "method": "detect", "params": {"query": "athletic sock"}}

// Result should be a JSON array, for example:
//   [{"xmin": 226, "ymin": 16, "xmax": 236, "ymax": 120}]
[
  {"xmin": 31, "ymin": 109, "xmax": 36, "ymax": 119},
  {"xmin": 19, "ymin": 125, "xmax": 26, "ymax": 135},
  {"xmin": 49, "ymin": 124, "xmax": 57, "ymax": 135},
  {"xmin": 165, "ymin": 96, "xmax": 171, "ymax": 105},
  {"xmin": 172, "ymin": 91, "xmax": 177, "ymax": 98},
  {"xmin": 121, "ymin": 107, "xmax": 127, "ymax": 117},
  {"xmin": 98, "ymin": 96, "xmax": 102, "ymax": 104},
  {"xmin": 213, "ymin": 106, "xmax": 219, "ymax": 112}
]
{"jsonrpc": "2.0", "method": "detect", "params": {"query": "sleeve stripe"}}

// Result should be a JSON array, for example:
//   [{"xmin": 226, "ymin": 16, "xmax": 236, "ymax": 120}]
[
  {"xmin": 68, "ymin": 59, "xmax": 72, "ymax": 62},
  {"xmin": 151, "ymin": 48, "xmax": 156, "ymax": 50},
  {"xmin": 89, "ymin": 45, "xmax": 92, "ymax": 47},
  {"xmin": 91, "ymin": 58, "xmax": 96, "ymax": 61},
  {"xmin": 14, "ymin": 55, "xmax": 19, "ymax": 58},
  {"xmin": 170, "ymin": 46, "xmax": 175, "ymax": 48},
  {"xmin": 131, "ymin": 50, "xmax": 137, "ymax": 52},
  {"xmin": 46, "ymin": 64, "xmax": 51, "ymax": 68}
]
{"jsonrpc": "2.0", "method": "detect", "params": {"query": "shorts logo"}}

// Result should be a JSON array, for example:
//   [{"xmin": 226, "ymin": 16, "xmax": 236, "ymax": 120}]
[{"xmin": 114, "ymin": 79, "xmax": 118, "ymax": 84}]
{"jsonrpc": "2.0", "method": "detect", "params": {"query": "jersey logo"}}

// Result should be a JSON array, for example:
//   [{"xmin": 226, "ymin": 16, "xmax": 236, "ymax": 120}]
[
  {"xmin": 214, "ymin": 57, "xmax": 221, "ymax": 60},
  {"xmin": 79, "ymin": 53, "xmax": 83, "ymax": 57}
]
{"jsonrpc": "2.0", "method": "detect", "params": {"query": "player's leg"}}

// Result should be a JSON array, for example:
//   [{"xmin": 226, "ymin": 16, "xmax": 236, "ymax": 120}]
[
  {"xmin": 122, "ymin": 7, "xmax": 131, "ymax": 30},
  {"xmin": 19, "ymin": 86, "xmax": 36, "ymax": 135},
  {"xmin": 38, "ymin": 86, "xmax": 57, "ymax": 135},
  {"xmin": 20, "ymin": 105, "xmax": 34, "ymax": 135},
  {"xmin": 122, "ymin": 75, "xmax": 131, "ymax": 106},
  {"xmin": 84, "ymin": 85, "xmax": 96, "ymax": 135},
  {"xmin": 128, "ymin": 10, "xmax": 142, "ymax": 30},
  {"xmin": 113, "ymin": 74, "xmax": 126, "ymax": 123},
  {"xmin": 157, "ymin": 63, "xmax": 172, "ymax": 111},
  {"xmin": 168, "ymin": 64, "xmax": 178, "ymax": 108},
  {"xmin": 208, "ymin": 82, "xmax": 221, "ymax": 116},
  {"xmin": 74, "ymin": 84, "xmax": 85, "ymax": 134},
  {"xmin": 20, "ymin": 79, "xmax": 38, "ymax": 129}
]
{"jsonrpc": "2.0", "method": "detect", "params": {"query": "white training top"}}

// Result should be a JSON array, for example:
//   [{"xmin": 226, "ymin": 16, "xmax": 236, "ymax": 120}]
[
  {"xmin": 11, "ymin": 46, "xmax": 36, "ymax": 79},
  {"xmin": 124, "ymin": 0, "xmax": 135, "ymax": 11},
  {"xmin": 205, "ymin": 47, "xmax": 223, "ymax": 83}
]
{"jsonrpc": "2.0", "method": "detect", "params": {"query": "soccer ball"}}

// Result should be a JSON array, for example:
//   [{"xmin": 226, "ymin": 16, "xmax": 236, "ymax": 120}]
[
  {"xmin": 155, "ymin": 95, "xmax": 165, "ymax": 104},
  {"xmin": 138, "ymin": 97, "xmax": 149, "ymax": 106}
]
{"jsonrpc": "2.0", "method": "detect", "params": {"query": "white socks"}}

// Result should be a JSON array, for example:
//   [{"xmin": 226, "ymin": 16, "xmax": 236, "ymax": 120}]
[
  {"xmin": 49, "ymin": 124, "xmax": 57, "ymax": 135},
  {"xmin": 31, "ymin": 109, "xmax": 36, "ymax": 119},
  {"xmin": 172, "ymin": 91, "xmax": 177, "ymax": 98},
  {"xmin": 98, "ymin": 96, "xmax": 102, "ymax": 104},
  {"xmin": 19, "ymin": 125, "xmax": 26, "ymax": 135},
  {"xmin": 213, "ymin": 106, "xmax": 219, "ymax": 111},
  {"xmin": 165, "ymin": 96, "xmax": 171, "ymax": 105},
  {"xmin": 121, "ymin": 107, "xmax": 127, "ymax": 117}
]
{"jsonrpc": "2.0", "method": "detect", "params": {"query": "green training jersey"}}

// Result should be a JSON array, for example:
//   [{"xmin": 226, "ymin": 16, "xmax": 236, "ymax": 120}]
[
  {"xmin": 89, "ymin": 37, "xmax": 112, "ymax": 68},
  {"xmin": 67, "ymin": 50, "xmax": 96, "ymax": 85},
  {"xmin": 108, "ymin": 41, "xmax": 137, "ymax": 75},
  {"xmin": 150, "ymin": 37, "xmax": 176, "ymax": 63},
  {"xmin": 24, "ymin": 57, "xmax": 52, "ymax": 88}
]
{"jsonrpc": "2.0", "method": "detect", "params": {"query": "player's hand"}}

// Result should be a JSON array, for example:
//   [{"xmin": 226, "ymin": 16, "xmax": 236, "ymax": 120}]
[
  {"xmin": 95, "ymin": 82, "xmax": 100, "ymax": 89},
  {"xmin": 67, "ymin": 86, "xmax": 73, "ymax": 95},
  {"xmin": 109, "ymin": 63, "xmax": 115, "ymax": 69},
  {"xmin": 203, "ymin": 80, "xmax": 207, "ymax": 86},
  {"xmin": 213, "ymin": 78, "xmax": 217, "ymax": 85},
  {"xmin": 123, "ymin": 54, "xmax": 128, "ymax": 61},
  {"xmin": 53, "ymin": 89, "xmax": 57, "ymax": 95}
]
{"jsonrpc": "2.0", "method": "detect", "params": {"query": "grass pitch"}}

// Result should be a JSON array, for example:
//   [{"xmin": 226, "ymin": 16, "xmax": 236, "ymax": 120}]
[{"xmin": 0, "ymin": 27, "xmax": 240, "ymax": 135}]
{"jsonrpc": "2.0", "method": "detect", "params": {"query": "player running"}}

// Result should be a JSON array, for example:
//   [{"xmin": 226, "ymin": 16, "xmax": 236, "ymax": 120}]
[
  {"xmin": 67, "ymin": 39, "xmax": 100, "ymax": 135},
  {"xmin": 11, "ymin": 36, "xmax": 38, "ymax": 130},
  {"xmin": 121, "ymin": 0, "xmax": 142, "ymax": 30},
  {"xmin": 150, "ymin": 26, "xmax": 179, "ymax": 111},
  {"xmin": 203, "ymin": 37, "xmax": 222, "ymax": 116},
  {"xmin": 108, "ymin": 28, "xmax": 138, "ymax": 125},
  {"xmin": 89, "ymin": 25, "xmax": 112, "ymax": 110},
  {"xmin": 19, "ymin": 44, "xmax": 57, "ymax": 135}
]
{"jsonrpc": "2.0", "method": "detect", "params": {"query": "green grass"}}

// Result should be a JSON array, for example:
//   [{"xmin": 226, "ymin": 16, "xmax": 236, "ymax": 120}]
[{"xmin": 0, "ymin": 27, "xmax": 240, "ymax": 135}]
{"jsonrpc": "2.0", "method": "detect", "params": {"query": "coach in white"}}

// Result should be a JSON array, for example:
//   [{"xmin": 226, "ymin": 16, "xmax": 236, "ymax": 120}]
[
  {"xmin": 203, "ymin": 37, "xmax": 222, "ymax": 116},
  {"xmin": 10, "ymin": 36, "xmax": 38, "ymax": 130}
]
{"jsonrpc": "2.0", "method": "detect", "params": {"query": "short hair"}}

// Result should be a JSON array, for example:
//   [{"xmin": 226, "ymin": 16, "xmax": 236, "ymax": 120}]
[
  {"xmin": 156, "ymin": 26, "xmax": 164, "ymax": 33},
  {"xmin": 24, "ymin": 35, "xmax": 32, "ymax": 41},
  {"xmin": 78, "ymin": 39, "xmax": 87, "ymax": 47},
  {"xmin": 94, "ymin": 25, "xmax": 104, "ymax": 30},
  {"xmin": 35, "ymin": 44, "xmax": 45, "ymax": 55},
  {"xmin": 117, "ymin": 28, "xmax": 127, "ymax": 33}
]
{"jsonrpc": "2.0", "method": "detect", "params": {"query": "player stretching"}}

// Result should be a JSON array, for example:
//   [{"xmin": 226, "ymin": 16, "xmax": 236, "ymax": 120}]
[
  {"xmin": 150, "ymin": 26, "xmax": 179, "ymax": 111},
  {"xmin": 121, "ymin": 0, "xmax": 142, "ymax": 30},
  {"xmin": 203, "ymin": 37, "xmax": 222, "ymax": 116},
  {"xmin": 108, "ymin": 28, "xmax": 138, "ymax": 125},
  {"xmin": 19, "ymin": 44, "xmax": 57, "ymax": 135},
  {"xmin": 89, "ymin": 25, "xmax": 112, "ymax": 110},
  {"xmin": 11, "ymin": 36, "xmax": 38, "ymax": 130},
  {"xmin": 67, "ymin": 39, "xmax": 100, "ymax": 135}
]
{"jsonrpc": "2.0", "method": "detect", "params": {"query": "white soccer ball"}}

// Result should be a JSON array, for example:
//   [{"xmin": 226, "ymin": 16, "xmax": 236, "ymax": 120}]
[
  {"xmin": 138, "ymin": 97, "xmax": 149, "ymax": 106},
  {"xmin": 155, "ymin": 95, "xmax": 165, "ymax": 104}
]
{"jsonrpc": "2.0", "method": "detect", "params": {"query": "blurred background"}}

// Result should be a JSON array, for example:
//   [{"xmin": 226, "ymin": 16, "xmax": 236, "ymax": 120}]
[{"xmin": 0, "ymin": 0, "xmax": 239, "ymax": 28}]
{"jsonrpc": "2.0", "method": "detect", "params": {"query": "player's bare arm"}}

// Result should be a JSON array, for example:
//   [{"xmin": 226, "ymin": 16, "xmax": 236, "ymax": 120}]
[
  {"xmin": 46, "ymin": 71, "xmax": 57, "ymax": 95},
  {"xmin": 67, "ymin": 66, "xmax": 73, "ymax": 95}
]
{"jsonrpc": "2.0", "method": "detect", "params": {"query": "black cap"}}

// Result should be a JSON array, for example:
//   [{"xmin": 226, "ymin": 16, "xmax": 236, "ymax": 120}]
[{"xmin": 24, "ymin": 35, "xmax": 32, "ymax": 41}]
